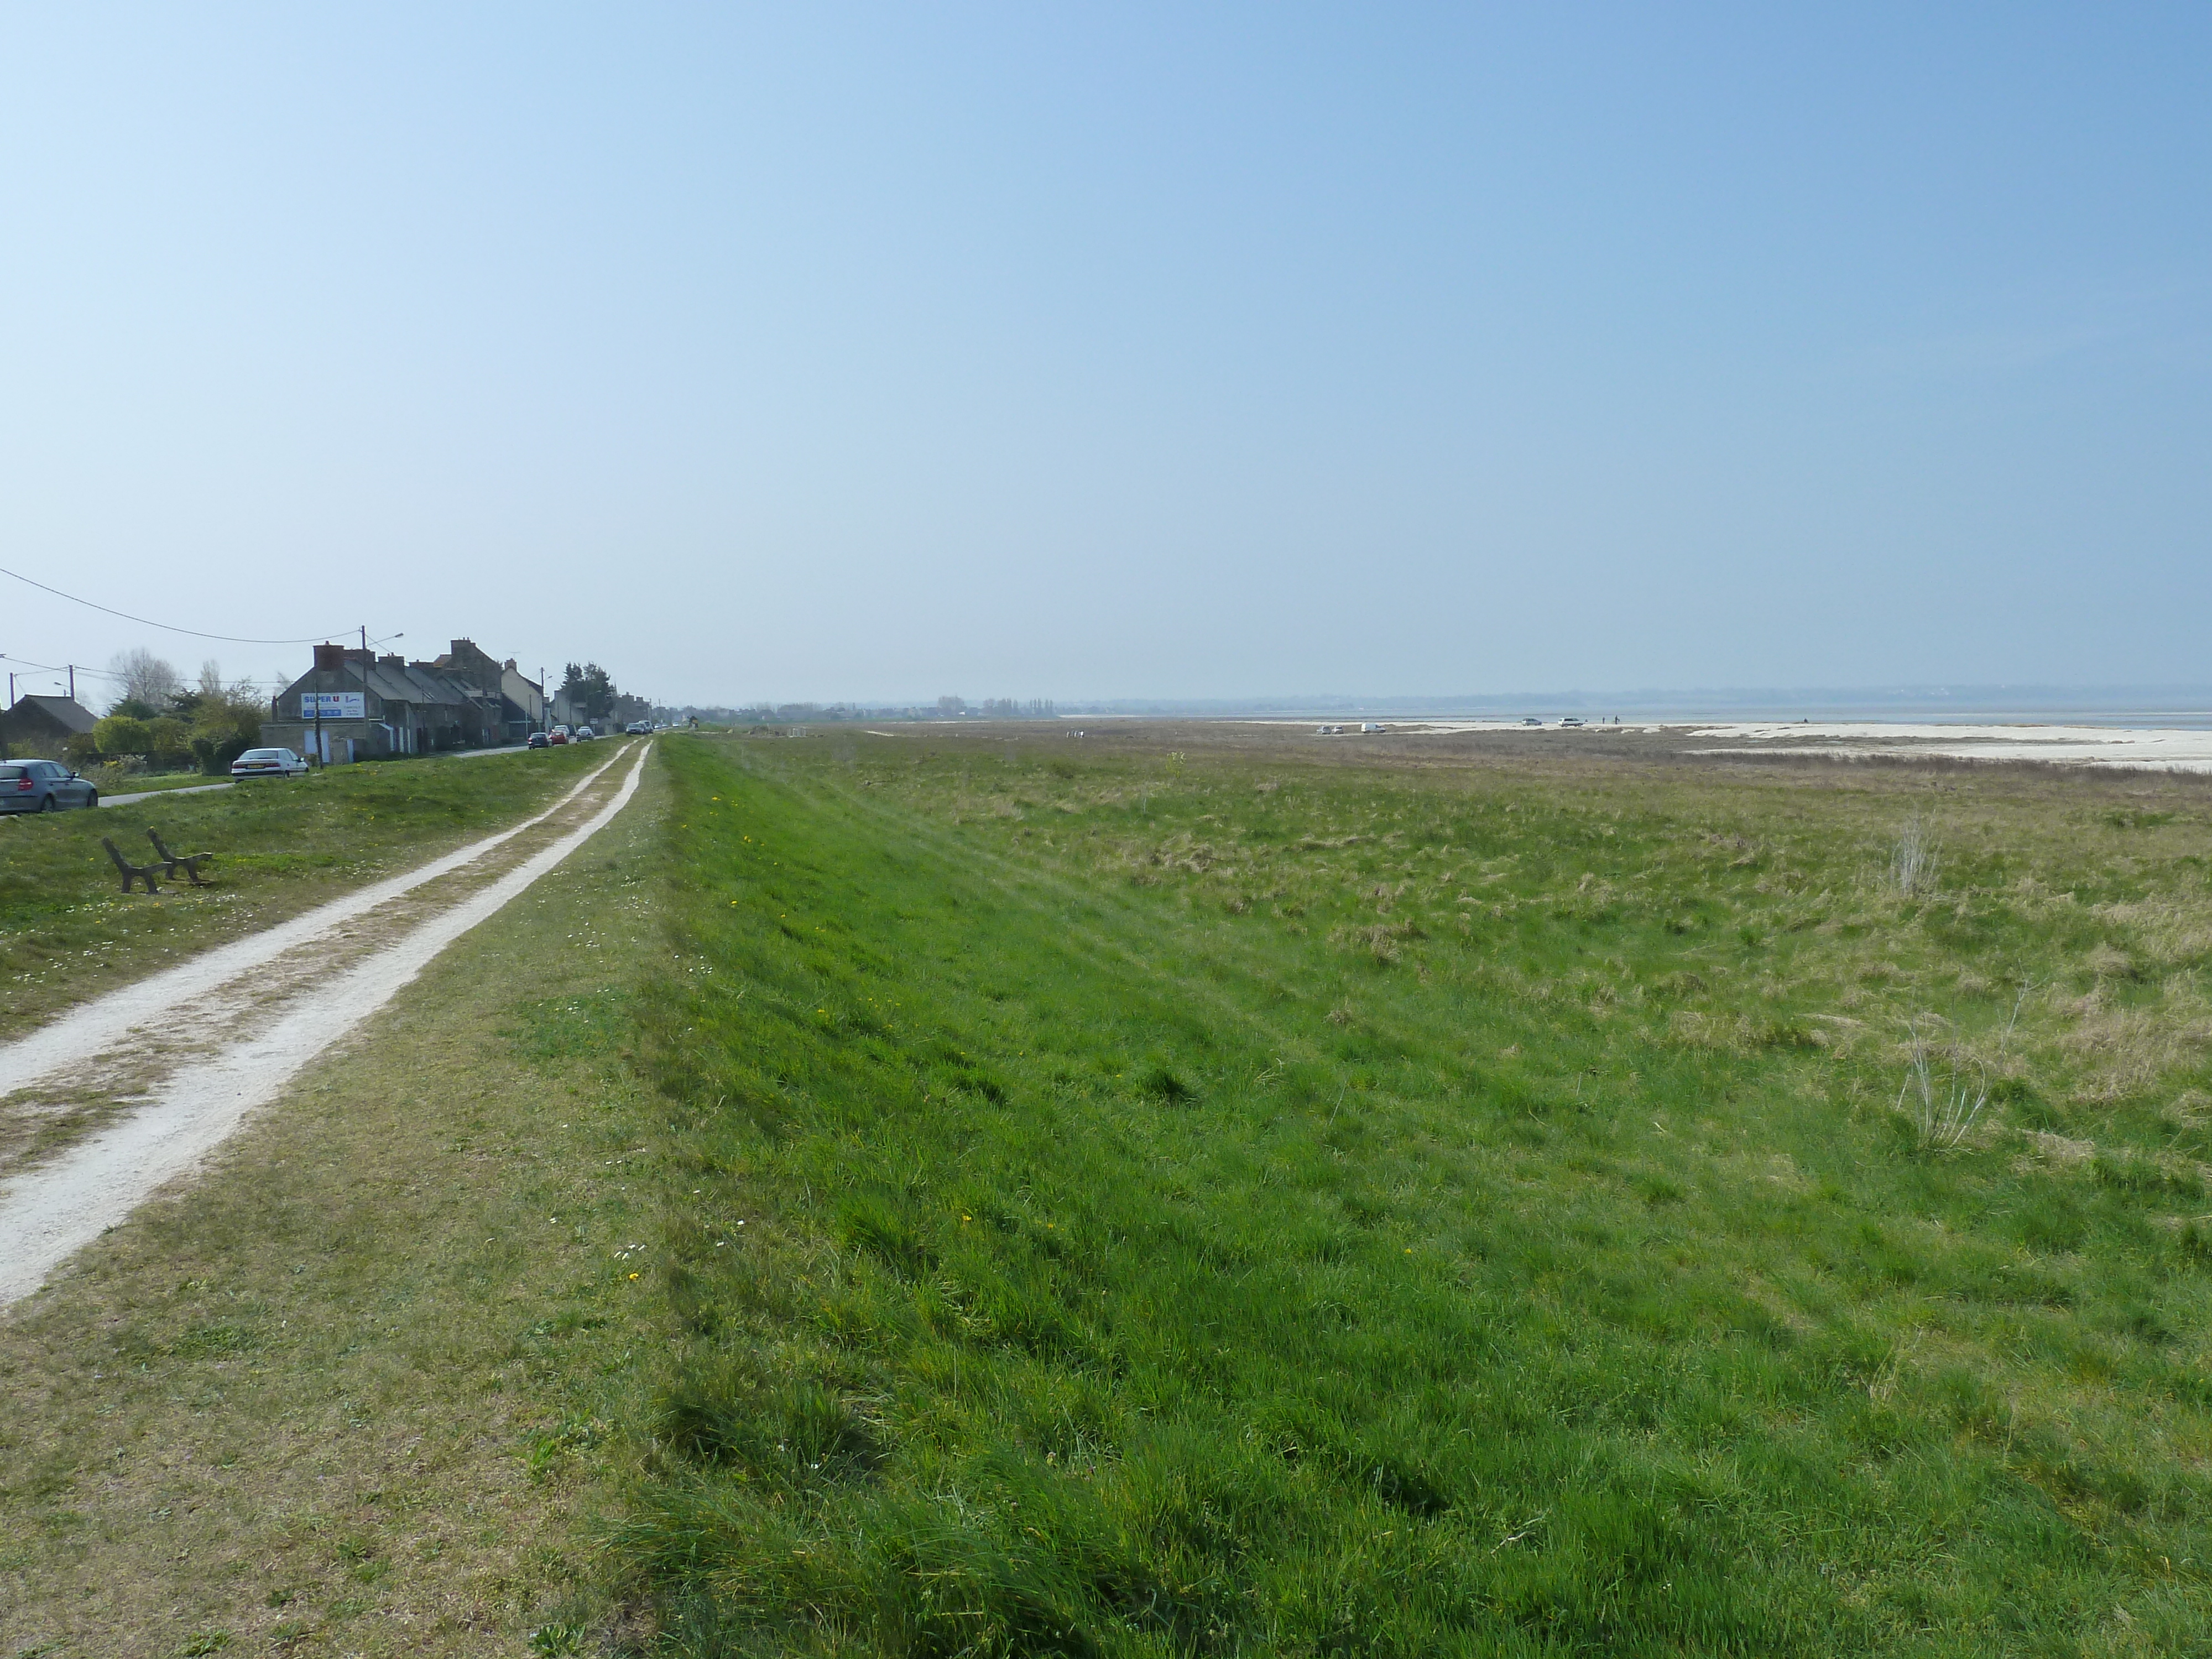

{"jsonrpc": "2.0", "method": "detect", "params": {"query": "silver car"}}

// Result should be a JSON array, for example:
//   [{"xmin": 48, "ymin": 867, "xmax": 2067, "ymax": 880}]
[
  {"xmin": 0, "ymin": 759, "xmax": 98, "ymax": 812},
  {"xmin": 231, "ymin": 747, "xmax": 310, "ymax": 779}
]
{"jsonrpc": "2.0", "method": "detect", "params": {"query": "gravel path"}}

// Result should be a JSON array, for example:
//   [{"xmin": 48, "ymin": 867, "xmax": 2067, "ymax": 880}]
[{"xmin": 0, "ymin": 743, "xmax": 651, "ymax": 1308}]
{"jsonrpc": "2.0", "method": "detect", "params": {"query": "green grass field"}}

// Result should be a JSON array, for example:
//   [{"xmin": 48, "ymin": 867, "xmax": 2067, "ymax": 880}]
[
  {"xmin": 0, "ymin": 743, "xmax": 607, "ymax": 1039},
  {"xmin": 601, "ymin": 731, "xmax": 2212, "ymax": 1655}
]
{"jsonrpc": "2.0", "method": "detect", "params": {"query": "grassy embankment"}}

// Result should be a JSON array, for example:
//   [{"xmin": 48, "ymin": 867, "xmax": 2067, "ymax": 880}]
[
  {"xmin": 0, "ymin": 753, "xmax": 672, "ymax": 1656},
  {"xmin": 0, "ymin": 743, "xmax": 609, "ymax": 1040},
  {"xmin": 608, "ymin": 731, "xmax": 2212, "ymax": 1654}
]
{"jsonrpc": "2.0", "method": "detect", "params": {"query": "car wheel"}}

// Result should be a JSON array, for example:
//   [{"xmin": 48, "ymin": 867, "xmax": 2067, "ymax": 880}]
[
  {"xmin": 85, "ymin": 790, "xmax": 97, "ymax": 808},
  {"xmin": 39, "ymin": 795, "xmax": 55, "ymax": 813}
]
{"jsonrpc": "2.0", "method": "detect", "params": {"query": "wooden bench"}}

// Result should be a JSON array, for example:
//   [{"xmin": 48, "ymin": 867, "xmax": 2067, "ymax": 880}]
[
  {"xmin": 146, "ymin": 827, "xmax": 213, "ymax": 886},
  {"xmin": 101, "ymin": 837, "xmax": 162, "ymax": 894}
]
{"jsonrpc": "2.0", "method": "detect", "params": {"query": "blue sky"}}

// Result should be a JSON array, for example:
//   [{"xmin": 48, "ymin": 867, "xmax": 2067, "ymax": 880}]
[{"xmin": 1, "ymin": 5, "xmax": 2205, "ymax": 707}]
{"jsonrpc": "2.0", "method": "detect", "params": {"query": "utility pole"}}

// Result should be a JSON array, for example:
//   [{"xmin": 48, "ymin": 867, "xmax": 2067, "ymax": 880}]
[{"xmin": 67, "ymin": 664, "xmax": 75, "ymax": 702}]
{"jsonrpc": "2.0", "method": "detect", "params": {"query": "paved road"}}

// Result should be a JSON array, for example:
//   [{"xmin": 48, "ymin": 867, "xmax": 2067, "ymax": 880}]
[
  {"xmin": 100, "ymin": 782, "xmax": 233, "ymax": 808},
  {"xmin": 91, "ymin": 743, "xmax": 553, "ymax": 809}
]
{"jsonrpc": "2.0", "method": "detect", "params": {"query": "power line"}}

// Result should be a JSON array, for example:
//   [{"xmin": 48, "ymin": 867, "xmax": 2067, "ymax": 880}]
[
  {"xmin": 0, "ymin": 562, "xmax": 356, "ymax": 645},
  {"xmin": 1, "ymin": 653, "xmax": 122, "ymax": 681},
  {"xmin": 1, "ymin": 653, "xmax": 285, "ymax": 692}
]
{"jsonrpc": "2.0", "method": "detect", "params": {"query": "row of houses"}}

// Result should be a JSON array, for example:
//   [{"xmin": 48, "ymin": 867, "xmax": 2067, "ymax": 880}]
[
  {"xmin": 1, "ymin": 638, "xmax": 608, "ymax": 765},
  {"xmin": 264, "ymin": 639, "xmax": 591, "ymax": 764}
]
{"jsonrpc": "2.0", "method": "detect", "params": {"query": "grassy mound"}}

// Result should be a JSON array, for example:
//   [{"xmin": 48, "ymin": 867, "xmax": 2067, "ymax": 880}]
[{"xmin": 616, "ymin": 732, "xmax": 2212, "ymax": 1654}]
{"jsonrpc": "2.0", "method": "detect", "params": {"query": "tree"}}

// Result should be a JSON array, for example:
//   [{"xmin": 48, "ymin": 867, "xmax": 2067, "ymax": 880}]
[
  {"xmin": 109, "ymin": 648, "xmax": 181, "ymax": 711},
  {"xmin": 186, "ymin": 665, "xmax": 269, "ymax": 774},
  {"xmin": 937, "ymin": 696, "xmax": 967, "ymax": 717},
  {"xmin": 560, "ymin": 662, "xmax": 618, "ymax": 724}
]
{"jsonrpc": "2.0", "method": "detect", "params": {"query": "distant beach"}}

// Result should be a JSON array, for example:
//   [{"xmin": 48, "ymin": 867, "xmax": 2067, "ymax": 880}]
[{"xmin": 1221, "ymin": 713, "xmax": 2212, "ymax": 774}]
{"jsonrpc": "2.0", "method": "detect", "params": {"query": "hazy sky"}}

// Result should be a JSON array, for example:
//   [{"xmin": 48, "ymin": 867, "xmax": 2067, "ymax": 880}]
[{"xmin": 2, "ymin": 5, "xmax": 2206, "ymax": 708}]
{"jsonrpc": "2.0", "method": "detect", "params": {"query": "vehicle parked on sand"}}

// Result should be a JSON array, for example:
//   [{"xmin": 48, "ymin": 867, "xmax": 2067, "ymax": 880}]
[
  {"xmin": 1559, "ymin": 717, "xmax": 1585, "ymax": 728},
  {"xmin": 0, "ymin": 759, "xmax": 97, "ymax": 813},
  {"xmin": 229, "ymin": 748, "xmax": 310, "ymax": 779}
]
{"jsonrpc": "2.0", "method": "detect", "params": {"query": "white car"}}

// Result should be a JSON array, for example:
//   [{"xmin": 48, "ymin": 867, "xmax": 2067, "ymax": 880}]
[{"xmin": 231, "ymin": 747, "xmax": 310, "ymax": 779}]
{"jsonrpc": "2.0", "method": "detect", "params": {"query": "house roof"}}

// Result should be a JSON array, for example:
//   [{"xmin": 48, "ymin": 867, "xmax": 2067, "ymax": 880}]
[
  {"xmin": 404, "ymin": 662, "xmax": 487, "ymax": 705},
  {"xmin": 276, "ymin": 651, "xmax": 500, "ymax": 712},
  {"xmin": 11, "ymin": 695, "xmax": 97, "ymax": 734}
]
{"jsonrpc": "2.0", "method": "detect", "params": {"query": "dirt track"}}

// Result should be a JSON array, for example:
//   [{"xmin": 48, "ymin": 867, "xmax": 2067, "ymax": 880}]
[{"xmin": 0, "ymin": 742, "xmax": 651, "ymax": 1308}]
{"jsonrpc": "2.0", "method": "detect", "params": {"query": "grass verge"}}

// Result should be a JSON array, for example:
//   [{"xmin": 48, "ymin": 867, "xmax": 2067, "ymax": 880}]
[{"xmin": 0, "ymin": 752, "xmax": 670, "ymax": 1656}]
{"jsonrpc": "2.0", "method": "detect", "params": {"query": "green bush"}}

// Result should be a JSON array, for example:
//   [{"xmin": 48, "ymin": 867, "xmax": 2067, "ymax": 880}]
[
  {"xmin": 92, "ymin": 713, "xmax": 152, "ymax": 758},
  {"xmin": 148, "ymin": 716, "xmax": 192, "ymax": 770}
]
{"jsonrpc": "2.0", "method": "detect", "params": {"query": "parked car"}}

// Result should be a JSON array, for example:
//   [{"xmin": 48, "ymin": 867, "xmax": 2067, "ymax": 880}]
[
  {"xmin": 1559, "ymin": 717, "xmax": 1585, "ymax": 728},
  {"xmin": 549, "ymin": 725, "xmax": 570, "ymax": 745},
  {"xmin": 526, "ymin": 732, "xmax": 551, "ymax": 749},
  {"xmin": 574, "ymin": 726, "xmax": 596, "ymax": 742},
  {"xmin": 231, "ymin": 747, "xmax": 310, "ymax": 779},
  {"xmin": 0, "ymin": 759, "xmax": 97, "ymax": 813},
  {"xmin": 626, "ymin": 721, "xmax": 651, "ymax": 735}
]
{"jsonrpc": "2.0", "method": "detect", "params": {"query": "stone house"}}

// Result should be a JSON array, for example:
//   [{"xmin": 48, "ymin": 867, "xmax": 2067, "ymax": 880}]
[
  {"xmin": 432, "ymin": 639, "xmax": 544, "ymax": 743},
  {"xmin": 1, "ymin": 694, "xmax": 97, "ymax": 758},
  {"xmin": 262, "ymin": 645, "xmax": 504, "ymax": 763}
]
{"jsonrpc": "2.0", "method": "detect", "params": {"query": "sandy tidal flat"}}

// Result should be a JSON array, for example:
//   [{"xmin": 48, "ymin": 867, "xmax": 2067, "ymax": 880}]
[{"xmin": 1682, "ymin": 721, "xmax": 2212, "ymax": 772}]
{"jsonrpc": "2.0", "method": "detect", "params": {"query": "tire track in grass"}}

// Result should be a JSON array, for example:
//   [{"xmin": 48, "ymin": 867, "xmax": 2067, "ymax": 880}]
[
  {"xmin": 0, "ymin": 744, "xmax": 653, "ymax": 1307},
  {"xmin": 2, "ymin": 748, "xmax": 641, "ymax": 1097},
  {"xmin": 0, "ymin": 744, "xmax": 635, "ymax": 1098}
]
